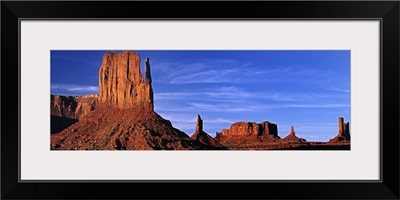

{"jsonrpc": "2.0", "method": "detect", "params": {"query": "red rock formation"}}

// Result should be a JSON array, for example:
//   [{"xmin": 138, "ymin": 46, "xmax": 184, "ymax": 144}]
[
  {"xmin": 73, "ymin": 95, "xmax": 98, "ymax": 118},
  {"xmin": 220, "ymin": 122, "xmax": 258, "ymax": 137},
  {"xmin": 51, "ymin": 51, "xmax": 222, "ymax": 150},
  {"xmin": 195, "ymin": 114, "xmax": 203, "ymax": 133},
  {"xmin": 50, "ymin": 50, "xmax": 350, "ymax": 150},
  {"xmin": 328, "ymin": 117, "xmax": 351, "ymax": 144},
  {"xmin": 338, "ymin": 117, "xmax": 344, "ymax": 136},
  {"xmin": 51, "ymin": 108, "xmax": 215, "ymax": 150},
  {"xmin": 51, "ymin": 95, "xmax": 77, "ymax": 119},
  {"xmin": 145, "ymin": 58, "xmax": 152, "ymax": 84},
  {"xmin": 217, "ymin": 121, "xmax": 278, "ymax": 138},
  {"xmin": 98, "ymin": 51, "xmax": 153, "ymax": 110},
  {"xmin": 343, "ymin": 122, "xmax": 350, "ymax": 140},
  {"xmin": 215, "ymin": 121, "xmax": 280, "ymax": 147},
  {"xmin": 260, "ymin": 121, "xmax": 279, "ymax": 137},
  {"xmin": 51, "ymin": 95, "xmax": 97, "ymax": 119},
  {"xmin": 190, "ymin": 115, "xmax": 226, "ymax": 149},
  {"xmin": 281, "ymin": 126, "xmax": 307, "ymax": 143},
  {"xmin": 50, "ymin": 94, "xmax": 97, "ymax": 133}
]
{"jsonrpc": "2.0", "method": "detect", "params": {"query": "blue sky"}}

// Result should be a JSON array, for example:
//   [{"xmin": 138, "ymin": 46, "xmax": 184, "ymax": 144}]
[{"xmin": 51, "ymin": 50, "xmax": 350, "ymax": 142}]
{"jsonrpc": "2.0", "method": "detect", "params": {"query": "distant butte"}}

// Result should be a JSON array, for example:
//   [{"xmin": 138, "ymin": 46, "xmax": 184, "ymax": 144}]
[{"xmin": 215, "ymin": 121, "xmax": 281, "ymax": 149}]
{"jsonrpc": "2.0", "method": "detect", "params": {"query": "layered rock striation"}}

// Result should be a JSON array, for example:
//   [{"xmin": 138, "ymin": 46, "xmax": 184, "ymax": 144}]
[
  {"xmin": 98, "ymin": 51, "xmax": 154, "ymax": 110},
  {"xmin": 50, "ymin": 94, "xmax": 97, "ymax": 133},
  {"xmin": 51, "ymin": 94, "xmax": 98, "ymax": 119},
  {"xmin": 215, "ymin": 121, "xmax": 280, "ymax": 146}
]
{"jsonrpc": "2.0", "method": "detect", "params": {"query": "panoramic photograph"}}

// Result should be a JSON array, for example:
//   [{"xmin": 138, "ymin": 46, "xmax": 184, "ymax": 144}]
[{"xmin": 50, "ymin": 50, "xmax": 351, "ymax": 150}]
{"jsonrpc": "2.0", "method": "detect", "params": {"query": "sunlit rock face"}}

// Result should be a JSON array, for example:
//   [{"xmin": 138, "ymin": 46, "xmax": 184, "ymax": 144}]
[{"xmin": 98, "ymin": 51, "xmax": 154, "ymax": 111}]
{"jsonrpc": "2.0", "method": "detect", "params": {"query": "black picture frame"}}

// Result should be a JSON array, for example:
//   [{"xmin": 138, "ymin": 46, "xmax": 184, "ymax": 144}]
[{"xmin": 1, "ymin": 1, "xmax": 399, "ymax": 199}]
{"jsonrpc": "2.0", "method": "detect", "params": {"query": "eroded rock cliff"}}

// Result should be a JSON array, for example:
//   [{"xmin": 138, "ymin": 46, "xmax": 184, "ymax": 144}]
[
  {"xmin": 216, "ymin": 121, "xmax": 279, "ymax": 139},
  {"xmin": 215, "ymin": 121, "xmax": 280, "ymax": 147},
  {"xmin": 50, "ymin": 94, "xmax": 97, "ymax": 133},
  {"xmin": 98, "ymin": 51, "xmax": 153, "ymax": 110}
]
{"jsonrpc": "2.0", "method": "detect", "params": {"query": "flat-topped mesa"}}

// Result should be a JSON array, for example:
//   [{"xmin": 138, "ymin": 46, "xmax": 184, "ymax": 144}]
[
  {"xmin": 217, "ymin": 121, "xmax": 279, "ymax": 138},
  {"xmin": 98, "ymin": 51, "xmax": 154, "ymax": 110}
]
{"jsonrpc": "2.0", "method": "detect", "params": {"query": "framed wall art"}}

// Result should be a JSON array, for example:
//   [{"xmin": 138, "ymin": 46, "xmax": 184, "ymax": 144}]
[{"xmin": 2, "ymin": 1, "xmax": 399, "ymax": 199}]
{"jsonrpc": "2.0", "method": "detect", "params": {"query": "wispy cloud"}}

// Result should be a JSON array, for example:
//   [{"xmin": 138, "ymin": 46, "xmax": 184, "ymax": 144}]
[
  {"xmin": 51, "ymin": 84, "xmax": 99, "ymax": 92},
  {"xmin": 204, "ymin": 86, "xmax": 317, "ymax": 101},
  {"xmin": 329, "ymin": 87, "xmax": 350, "ymax": 93},
  {"xmin": 187, "ymin": 102, "xmax": 270, "ymax": 112},
  {"xmin": 155, "ymin": 86, "xmax": 349, "ymax": 103},
  {"xmin": 156, "ymin": 101, "xmax": 349, "ymax": 113},
  {"xmin": 282, "ymin": 104, "xmax": 349, "ymax": 108},
  {"xmin": 155, "ymin": 100, "xmax": 271, "ymax": 112},
  {"xmin": 155, "ymin": 92, "xmax": 202, "ymax": 100},
  {"xmin": 153, "ymin": 59, "xmax": 335, "ymax": 85},
  {"xmin": 209, "ymin": 117, "xmax": 235, "ymax": 124}
]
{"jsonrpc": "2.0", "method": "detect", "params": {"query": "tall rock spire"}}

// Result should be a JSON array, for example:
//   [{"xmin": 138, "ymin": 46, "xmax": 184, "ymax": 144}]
[
  {"xmin": 191, "ymin": 114, "xmax": 226, "ymax": 149},
  {"xmin": 98, "ymin": 51, "xmax": 154, "ymax": 110},
  {"xmin": 145, "ymin": 58, "xmax": 152, "ymax": 84},
  {"xmin": 338, "ymin": 117, "xmax": 344, "ymax": 137},
  {"xmin": 290, "ymin": 126, "xmax": 296, "ymax": 136},
  {"xmin": 195, "ymin": 114, "xmax": 203, "ymax": 134}
]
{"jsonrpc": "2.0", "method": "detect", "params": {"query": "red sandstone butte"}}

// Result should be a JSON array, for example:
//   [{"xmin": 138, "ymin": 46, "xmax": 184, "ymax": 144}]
[
  {"xmin": 215, "ymin": 121, "xmax": 280, "ymax": 146},
  {"xmin": 51, "ymin": 51, "xmax": 218, "ymax": 150},
  {"xmin": 98, "ymin": 51, "xmax": 153, "ymax": 110},
  {"xmin": 216, "ymin": 121, "xmax": 279, "ymax": 138}
]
